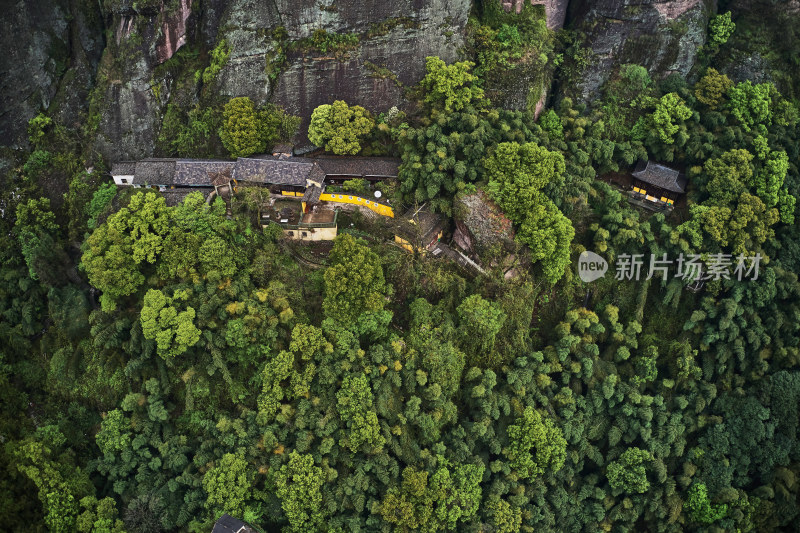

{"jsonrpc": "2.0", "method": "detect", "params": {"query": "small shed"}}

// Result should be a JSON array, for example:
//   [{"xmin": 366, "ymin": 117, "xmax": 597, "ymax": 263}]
[
  {"xmin": 631, "ymin": 160, "xmax": 687, "ymax": 206},
  {"xmin": 272, "ymin": 143, "xmax": 294, "ymax": 158},
  {"xmin": 394, "ymin": 205, "xmax": 446, "ymax": 253},
  {"xmin": 211, "ymin": 514, "xmax": 258, "ymax": 533}
]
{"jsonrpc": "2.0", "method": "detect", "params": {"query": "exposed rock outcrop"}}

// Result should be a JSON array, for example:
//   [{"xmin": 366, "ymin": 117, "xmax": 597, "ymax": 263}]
[
  {"xmin": 567, "ymin": 0, "xmax": 715, "ymax": 102},
  {"xmin": 0, "ymin": 0, "xmax": 103, "ymax": 148},
  {"xmin": 453, "ymin": 189, "xmax": 516, "ymax": 255}
]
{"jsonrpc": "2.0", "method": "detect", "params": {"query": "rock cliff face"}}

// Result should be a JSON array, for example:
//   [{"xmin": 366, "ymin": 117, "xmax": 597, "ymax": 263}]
[
  {"xmin": 567, "ymin": 0, "xmax": 714, "ymax": 102},
  {"xmin": 0, "ymin": 0, "xmax": 723, "ymax": 159},
  {"xmin": 0, "ymin": 0, "xmax": 103, "ymax": 148}
]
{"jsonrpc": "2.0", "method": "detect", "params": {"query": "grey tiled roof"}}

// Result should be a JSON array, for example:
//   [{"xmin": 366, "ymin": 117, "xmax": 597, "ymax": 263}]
[
  {"xmin": 212, "ymin": 514, "xmax": 258, "ymax": 533},
  {"xmin": 632, "ymin": 160, "xmax": 687, "ymax": 194},
  {"xmin": 133, "ymin": 159, "xmax": 177, "ymax": 185},
  {"xmin": 312, "ymin": 156, "xmax": 400, "ymax": 177},
  {"xmin": 174, "ymin": 160, "xmax": 235, "ymax": 186},
  {"xmin": 307, "ymin": 163, "xmax": 326, "ymax": 186},
  {"xmin": 111, "ymin": 161, "xmax": 136, "ymax": 175},
  {"xmin": 234, "ymin": 158, "xmax": 314, "ymax": 186},
  {"xmin": 303, "ymin": 184, "xmax": 324, "ymax": 204},
  {"xmin": 396, "ymin": 205, "xmax": 446, "ymax": 243}
]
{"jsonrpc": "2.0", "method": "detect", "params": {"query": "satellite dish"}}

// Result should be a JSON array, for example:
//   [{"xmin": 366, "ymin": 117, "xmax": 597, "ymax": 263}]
[{"xmin": 374, "ymin": 190, "xmax": 382, "ymax": 198}]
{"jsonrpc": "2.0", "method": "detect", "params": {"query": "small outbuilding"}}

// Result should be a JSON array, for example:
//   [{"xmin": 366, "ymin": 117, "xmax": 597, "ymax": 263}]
[
  {"xmin": 394, "ymin": 205, "xmax": 446, "ymax": 253},
  {"xmin": 631, "ymin": 160, "xmax": 687, "ymax": 207}
]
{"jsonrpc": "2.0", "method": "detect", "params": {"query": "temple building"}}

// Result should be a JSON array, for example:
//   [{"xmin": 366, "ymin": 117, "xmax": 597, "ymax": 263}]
[
  {"xmin": 394, "ymin": 205, "xmax": 446, "ymax": 253},
  {"xmin": 110, "ymin": 154, "xmax": 399, "ymax": 215},
  {"xmin": 631, "ymin": 160, "xmax": 687, "ymax": 207}
]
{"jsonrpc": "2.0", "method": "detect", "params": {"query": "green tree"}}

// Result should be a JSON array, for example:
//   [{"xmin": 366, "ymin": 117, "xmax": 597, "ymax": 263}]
[
  {"xmin": 728, "ymin": 81, "xmax": 772, "ymax": 132},
  {"xmin": 684, "ymin": 483, "xmax": 728, "ymax": 525},
  {"xmin": 516, "ymin": 198, "xmax": 575, "ymax": 283},
  {"xmin": 308, "ymin": 100, "xmax": 374, "ymax": 155},
  {"xmin": 14, "ymin": 197, "xmax": 66, "ymax": 284},
  {"xmin": 336, "ymin": 374, "xmax": 386, "ymax": 453},
  {"xmin": 219, "ymin": 97, "xmax": 265, "ymax": 158},
  {"xmin": 419, "ymin": 56, "xmax": 486, "ymax": 113},
  {"xmin": 606, "ymin": 447, "xmax": 653, "ymax": 494},
  {"xmin": 456, "ymin": 294, "xmax": 506, "ymax": 366},
  {"xmin": 202, "ymin": 451, "xmax": 252, "ymax": 518},
  {"xmin": 651, "ymin": 92, "xmax": 693, "ymax": 145},
  {"xmin": 323, "ymin": 234, "xmax": 389, "ymax": 323},
  {"xmin": 708, "ymin": 11, "xmax": 735, "ymax": 46},
  {"xmin": 503, "ymin": 406, "xmax": 566, "ymax": 481},
  {"xmin": 484, "ymin": 141, "xmax": 566, "ymax": 221},
  {"xmin": 76, "ymin": 497, "xmax": 125, "ymax": 533},
  {"xmin": 140, "ymin": 289, "xmax": 201, "ymax": 360},
  {"xmin": 81, "ymin": 191, "xmax": 172, "ymax": 310},
  {"xmin": 273, "ymin": 451, "xmax": 327, "ymax": 532},
  {"xmin": 694, "ymin": 68, "xmax": 733, "ymax": 108}
]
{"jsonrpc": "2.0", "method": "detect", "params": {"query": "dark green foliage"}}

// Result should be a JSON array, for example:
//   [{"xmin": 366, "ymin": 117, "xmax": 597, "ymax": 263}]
[{"xmin": 5, "ymin": 9, "xmax": 800, "ymax": 531}]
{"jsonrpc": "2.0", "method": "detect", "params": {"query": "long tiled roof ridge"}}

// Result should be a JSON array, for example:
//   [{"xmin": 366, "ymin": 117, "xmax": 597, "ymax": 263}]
[{"xmin": 120, "ymin": 155, "xmax": 400, "ymax": 187}]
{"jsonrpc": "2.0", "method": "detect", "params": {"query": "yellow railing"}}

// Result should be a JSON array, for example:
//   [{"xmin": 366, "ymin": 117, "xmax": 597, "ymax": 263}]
[{"xmin": 319, "ymin": 193, "xmax": 394, "ymax": 217}]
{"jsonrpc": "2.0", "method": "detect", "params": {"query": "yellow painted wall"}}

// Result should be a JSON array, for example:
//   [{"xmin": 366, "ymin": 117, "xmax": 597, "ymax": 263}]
[{"xmin": 320, "ymin": 193, "xmax": 394, "ymax": 217}]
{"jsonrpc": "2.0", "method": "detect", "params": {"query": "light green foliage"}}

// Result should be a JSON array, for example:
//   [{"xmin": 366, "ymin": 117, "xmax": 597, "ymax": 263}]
[
  {"xmin": 517, "ymin": 198, "xmax": 575, "ymax": 283},
  {"xmin": 219, "ymin": 97, "xmax": 265, "ymax": 158},
  {"xmin": 202, "ymin": 451, "xmax": 252, "ymax": 518},
  {"xmin": 27, "ymin": 113, "xmax": 53, "ymax": 146},
  {"xmin": 703, "ymin": 148, "xmax": 754, "ymax": 205},
  {"xmin": 76, "ymin": 497, "xmax": 125, "ymax": 533},
  {"xmin": 539, "ymin": 109, "xmax": 563, "ymax": 139},
  {"xmin": 688, "ymin": 148, "xmax": 788, "ymax": 256},
  {"xmin": 651, "ymin": 93, "xmax": 692, "ymax": 144},
  {"xmin": 486, "ymin": 498, "xmax": 522, "ymax": 533},
  {"xmin": 218, "ymin": 98, "xmax": 299, "ymax": 158},
  {"xmin": 607, "ymin": 447, "xmax": 653, "ymax": 493},
  {"xmin": 484, "ymin": 141, "xmax": 565, "ymax": 221},
  {"xmin": 96, "ymin": 409, "xmax": 131, "ymax": 456},
  {"xmin": 323, "ymin": 234, "xmax": 388, "ymax": 323},
  {"xmin": 755, "ymin": 149, "xmax": 789, "ymax": 208},
  {"xmin": 378, "ymin": 460, "xmax": 484, "ymax": 531},
  {"xmin": 273, "ymin": 451, "xmax": 327, "ymax": 532},
  {"xmin": 694, "ymin": 68, "xmax": 733, "ymax": 108},
  {"xmin": 12, "ymin": 428, "xmax": 93, "ymax": 533},
  {"xmin": 308, "ymin": 100, "xmax": 374, "ymax": 155},
  {"xmin": 728, "ymin": 81, "xmax": 773, "ymax": 131},
  {"xmin": 336, "ymin": 374, "xmax": 385, "ymax": 452},
  {"xmin": 342, "ymin": 178, "xmax": 368, "ymax": 195},
  {"xmin": 503, "ymin": 406, "xmax": 566, "ymax": 481},
  {"xmin": 484, "ymin": 141, "xmax": 574, "ymax": 283},
  {"xmin": 685, "ymin": 483, "xmax": 728, "ymax": 524},
  {"xmin": 708, "ymin": 11, "xmax": 735, "ymax": 46},
  {"xmin": 419, "ymin": 56, "xmax": 485, "ymax": 113},
  {"xmin": 201, "ymin": 39, "xmax": 230, "ymax": 85},
  {"xmin": 257, "ymin": 349, "xmax": 294, "ymax": 423},
  {"xmin": 81, "ymin": 192, "xmax": 171, "ymax": 310},
  {"xmin": 198, "ymin": 235, "xmax": 237, "ymax": 279},
  {"xmin": 140, "ymin": 289, "xmax": 201, "ymax": 359}
]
